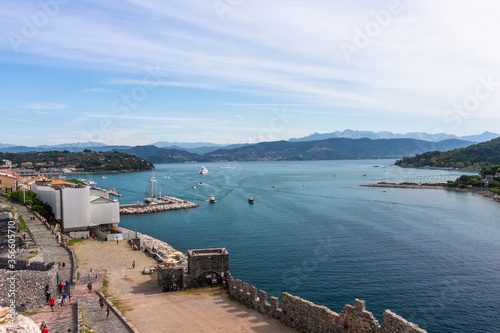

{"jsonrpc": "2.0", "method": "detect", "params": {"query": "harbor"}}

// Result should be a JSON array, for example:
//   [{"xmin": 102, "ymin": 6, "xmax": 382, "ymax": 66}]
[{"xmin": 120, "ymin": 196, "xmax": 198, "ymax": 215}]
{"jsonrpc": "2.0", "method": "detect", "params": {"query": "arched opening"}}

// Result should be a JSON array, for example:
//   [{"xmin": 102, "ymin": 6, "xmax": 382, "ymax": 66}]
[{"xmin": 192, "ymin": 271, "xmax": 223, "ymax": 288}]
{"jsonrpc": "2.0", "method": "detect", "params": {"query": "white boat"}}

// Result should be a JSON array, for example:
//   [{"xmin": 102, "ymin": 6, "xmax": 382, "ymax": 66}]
[
  {"xmin": 102, "ymin": 176, "xmax": 107, "ymax": 179},
  {"xmin": 144, "ymin": 170, "xmax": 170, "ymax": 204},
  {"xmin": 199, "ymin": 166, "xmax": 208, "ymax": 175},
  {"xmin": 209, "ymin": 195, "xmax": 216, "ymax": 203}
]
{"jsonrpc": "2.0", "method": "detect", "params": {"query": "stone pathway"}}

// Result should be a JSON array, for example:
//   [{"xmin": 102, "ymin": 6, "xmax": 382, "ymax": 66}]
[
  {"xmin": 16, "ymin": 204, "xmax": 72, "ymax": 284},
  {"xmin": 11, "ymin": 202, "xmax": 76, "ymax": 331},
  {"xmin": 30, "ymin": 301, "xmax": 76, "ymax": 333},
  {"xmin": 74, "ymin": 269, "xmax": 131, "ymax": 332}
]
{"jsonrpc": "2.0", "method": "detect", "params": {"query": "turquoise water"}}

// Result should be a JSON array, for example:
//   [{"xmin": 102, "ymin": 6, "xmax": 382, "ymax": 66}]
[{"xmin": 96, "ymin": 160, "xmax": 500, "ymax": 333}]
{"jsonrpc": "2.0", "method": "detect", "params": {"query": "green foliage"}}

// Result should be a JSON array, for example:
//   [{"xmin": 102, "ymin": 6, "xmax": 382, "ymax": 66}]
[
  {"xmin": 396, "ymin": 137, "xmax": 500, "ymax": 168},
  {"xmin": 68, "ymin": 179, "xmax": 87, "ymax": 185},
  {"xmin": 9, "ymin": 190, "xmax": 52, "ymax": 219},
  {"xmin": 0, "ymin": 150, "xmax": 154, "ymax": 172}
]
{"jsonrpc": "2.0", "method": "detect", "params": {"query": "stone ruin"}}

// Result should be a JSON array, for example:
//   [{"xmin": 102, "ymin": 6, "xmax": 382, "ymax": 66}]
[
  {"xmin": 0, "ymin": 258, "xmax": 58, "ymax": 311},
  {"xmin": 158, "ymin": 248, "xmax": 229, "ymax": 291},
  {"xmin": 227, "ymin": 274, "xmax": 427, "ymax": 333}
]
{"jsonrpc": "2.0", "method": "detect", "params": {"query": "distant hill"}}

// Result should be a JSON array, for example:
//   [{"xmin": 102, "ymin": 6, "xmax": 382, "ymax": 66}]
[
  {"xmin": 200, "ymin": 138, "xmax": 475, "ymax": 162},
  {"xmin": 117, "ymin": 146, "xmax": 200, "ymax": 164},
  {"xmin": 289, "ymin": 130, "xmax": 499, "ymax": 143},
  {"xmin": 0, "ymin": 150, "xmax": 153, "ymax": 172},
  {"xmin": 395, "ymin": 137, "xmax": 500, "ymax": 168}
]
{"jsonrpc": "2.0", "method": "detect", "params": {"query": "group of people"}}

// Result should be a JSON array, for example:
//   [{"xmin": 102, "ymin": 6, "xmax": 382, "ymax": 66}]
[
  {"xmin": 39, "ymin": 321, "xmax": 72, "ymax": 333},
  {"xmin": 98, "ymin": 296, "xmax": 111, "ymax": 320}
]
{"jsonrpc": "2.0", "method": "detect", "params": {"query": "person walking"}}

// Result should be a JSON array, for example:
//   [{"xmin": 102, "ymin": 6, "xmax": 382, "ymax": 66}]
[
  {"xmin": 49, "ymin": 297, "xmax": 55, "ymax": 311},
  {"xmin": 62, "ymin": 261, "xmax": 65, "ymax": 269},
  {"xmin": 132, "ymin": 260, "xmax": 135, "ymax": 269},
  {"xmin": 62, "ymin": 292, "xmax": 68, "ymax": 305},
  {"xmin": 57, "ymin": 297, "xmax": 62, "ymax": 310},
  {"xmin": 106, "ymin": 306, "xmax": 110, "ymax": 320},
  {"xmin": 68, "ymin": 292, "xmax": 72, "ymax": 304},
  {"xmin": 99, "ymin": 296, "xmax": 104, "ymax": 311},
  {"xmin": 95, "ymin": 273, "xmax": 98, "ymax": 281}
]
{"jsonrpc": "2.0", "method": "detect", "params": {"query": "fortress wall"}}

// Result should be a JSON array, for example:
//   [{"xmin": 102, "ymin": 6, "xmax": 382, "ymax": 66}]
[
  {"xmin": 0, "ymin": 258, "xmax": 58, "ymax": 311},
  {"xmin": 226, "ymin": 273, "xmax": 427, "ymax": 333}
]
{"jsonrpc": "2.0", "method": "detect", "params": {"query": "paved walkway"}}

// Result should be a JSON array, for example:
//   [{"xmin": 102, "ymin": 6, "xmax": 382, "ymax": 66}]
[
  {"xmin": 12, "ymin": 202, "xmax": 131, "ymax": 332},
  {"xmin": 74, "ymin": 269, "xmax": 131, "ymax": 332},
  {"xmin": 11, "ymin": 202, "xmax": 76, "ymax": 331},
  {"xmin": 16, "ymin": 204, "xmax": 73, "ymax": 284}
]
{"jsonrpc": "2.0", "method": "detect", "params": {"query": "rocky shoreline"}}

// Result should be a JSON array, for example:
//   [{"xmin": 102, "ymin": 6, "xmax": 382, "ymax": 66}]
[
  {"xmin": 362, "ymin": 183, "xmax": 500, "ymax": 203},
  {"xmin": 120, "ymin": 227, "xmax": 187, "ymax": 265}
]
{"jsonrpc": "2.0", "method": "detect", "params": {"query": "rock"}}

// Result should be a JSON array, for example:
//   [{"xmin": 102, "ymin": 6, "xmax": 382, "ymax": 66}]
[{"xmin": 0, "ymin": 308, "xmax": 39, "ymax": 333}]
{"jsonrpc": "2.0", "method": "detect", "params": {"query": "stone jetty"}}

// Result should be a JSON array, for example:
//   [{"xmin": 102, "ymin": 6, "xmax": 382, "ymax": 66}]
[{"xmin": 119, "ymin": 196, "xmax": 198, "ymax": 215}]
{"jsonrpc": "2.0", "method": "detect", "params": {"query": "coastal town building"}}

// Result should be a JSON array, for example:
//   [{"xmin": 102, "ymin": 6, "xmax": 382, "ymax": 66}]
[
  {"xmin": 0, "ymin": 172, "xmax": 17, "ymax": 192},
  {"xmin": 0, "ymin": 159, "xmax": 12, "ymax": 168},
  {"xmin": 31, "ymin": 180, "xmax": 120, "ymax": 231}
]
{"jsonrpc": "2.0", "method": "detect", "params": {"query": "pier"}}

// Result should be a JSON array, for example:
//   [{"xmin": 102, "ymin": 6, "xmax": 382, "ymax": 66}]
[{"xmin": 120, "ymin": 196, "xmax": 198, "ymax": 215}]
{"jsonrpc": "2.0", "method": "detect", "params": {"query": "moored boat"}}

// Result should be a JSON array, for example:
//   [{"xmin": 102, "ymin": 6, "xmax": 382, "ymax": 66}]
[
  {"xmin": 248, "ymin": 197, "xmax": 254, "ymax": 204},
  {"xmin": 209, "ymin": 195, "xmax": 216, "ymax": 203},
  {"xmin": 199, "ymin": 166, "xmax": 208, "ymax": 175}
]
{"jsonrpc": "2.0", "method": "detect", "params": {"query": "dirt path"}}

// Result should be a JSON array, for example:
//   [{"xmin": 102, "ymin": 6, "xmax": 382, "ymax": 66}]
[
  {"xmin": 121, "ymin": 287, "xmax": 298, "ymax": 333},
  {"xmin": 71, "ymin": 239, "xmax": 159, "ymax": 299}
]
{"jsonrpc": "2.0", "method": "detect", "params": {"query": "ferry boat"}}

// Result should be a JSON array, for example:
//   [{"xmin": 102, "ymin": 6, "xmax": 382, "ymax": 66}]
[
  {"xmin": 248, "ymin": 197, "xmax": 254, "ymax": 204},
  {"xmin": 209, "ymin": 195, "xmax": 216, "ymax": 203},
  {"xmin": 199, "ymin": 166, "xmax": 208, "ymax": 175}
]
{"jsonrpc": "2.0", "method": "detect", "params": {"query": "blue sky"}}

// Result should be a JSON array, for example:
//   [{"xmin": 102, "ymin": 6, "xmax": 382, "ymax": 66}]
[{"xmin": 1, "ymin": 0, "xmax": 500, "ymax": 146}]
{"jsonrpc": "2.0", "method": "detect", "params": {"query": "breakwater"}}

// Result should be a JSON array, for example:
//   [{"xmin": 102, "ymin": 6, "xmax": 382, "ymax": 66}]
[
  {"xmin": 227, "ymin": 274, "xmax": 427, "ymax": 333},
  {"xmin": 120, "ymin": 197, "xmax": 198, "ymax": 215},
  {"xmin": 363, "ymin": 183, "xmax": 500, "ymax": 203}
]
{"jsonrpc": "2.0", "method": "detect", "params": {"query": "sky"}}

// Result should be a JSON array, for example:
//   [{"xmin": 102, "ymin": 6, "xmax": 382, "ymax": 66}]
[{"xmin": 1, "ymin": 0, "xmax": 500, "ymax": 146}]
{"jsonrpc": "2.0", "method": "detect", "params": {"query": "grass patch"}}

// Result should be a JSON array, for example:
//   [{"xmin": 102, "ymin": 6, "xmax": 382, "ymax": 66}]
[
  {"xmin": 227, "ymin": 292, "xmax": 253, "ymax": 309},
  {"xmin": 112, "ymin": 299, "xmax": 134, "ymax": 314},
  {"xmin": 101, "ymin": 271, "xmax": 110, "ymax": 297},
  {"xmin": 23, "ymin": 309, "xmax": 39, "ymax": 316},
  {"xmin": 17, "ymin": 214, "xmax": 27, "ymax": 232},
  {"xmin": 180, "ymin": 285, "xmax": 223, "ymax": 297},
  {"xmin": 67, "ymin": 238, "xmax": 85, "ymax": 247},
  {"xmin": 24, "ymin": 250, "xmax": 38, "ymax": 260}
]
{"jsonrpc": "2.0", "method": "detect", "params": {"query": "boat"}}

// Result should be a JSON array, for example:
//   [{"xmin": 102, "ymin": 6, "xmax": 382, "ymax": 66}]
[
  {"xmin": 248, "ymin": 197, "xmax": 254, "ymax": 204},
  {"xmin": 144, "ymin": 171, "xmax": 170, "ymax": 204},
  {"xmin": 209, "ymin": 195, "xmax": 216, "ymax": 203},
  {"xmin": 199, "ymin": 166, "xmax": 208, "ymax": 175},
  {"xmin": 102, "ymin": 176, "xmax": 107, "ymax": 179},
  {"xmin": 192, "ymin": 185, "xmax": 196, "ymax": 189}
]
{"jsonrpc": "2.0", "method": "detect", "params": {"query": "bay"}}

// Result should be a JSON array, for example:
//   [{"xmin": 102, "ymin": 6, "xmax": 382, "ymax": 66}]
[{"xmin": 95, "ymin": 160, "xmax": 500, "ymax": 333}]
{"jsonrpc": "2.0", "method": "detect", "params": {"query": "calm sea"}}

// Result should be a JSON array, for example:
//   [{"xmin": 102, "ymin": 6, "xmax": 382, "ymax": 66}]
[{"xmin": 95, "ymin": 160, "xmax": 500, "ymax": 333}]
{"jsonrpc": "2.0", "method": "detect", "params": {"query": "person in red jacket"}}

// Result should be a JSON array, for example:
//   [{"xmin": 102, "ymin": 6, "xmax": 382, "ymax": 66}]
[{"xmin": 49, "ymin": 297, "xmax": 55, "ymax": 312}]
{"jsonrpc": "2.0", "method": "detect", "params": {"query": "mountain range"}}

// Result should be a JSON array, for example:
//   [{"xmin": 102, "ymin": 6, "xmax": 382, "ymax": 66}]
[
  {"xmin": 0, "ymin": 130, "xmax": 497, "ymax": 154},
  {"xmin": 289, "ymin": 130, "xmax": 499, "ymax": 143}
]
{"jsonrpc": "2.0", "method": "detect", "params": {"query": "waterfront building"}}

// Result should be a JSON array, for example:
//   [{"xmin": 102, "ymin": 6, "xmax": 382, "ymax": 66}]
[{"xmin": 31, "ymin": 180, "xmax": 120, "ymax": 231}]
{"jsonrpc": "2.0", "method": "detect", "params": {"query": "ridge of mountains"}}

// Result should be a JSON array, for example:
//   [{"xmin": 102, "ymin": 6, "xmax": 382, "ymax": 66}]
[
  {"xmin": 0, "ymin": 130, "xmax": 497, "ymax": 154},
  {"xmin": 110, "ymin": 137, "xmax": 475, "ymax": 164}
]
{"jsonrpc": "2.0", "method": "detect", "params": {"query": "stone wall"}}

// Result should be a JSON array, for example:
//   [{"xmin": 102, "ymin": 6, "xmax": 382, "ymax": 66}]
[
  {"xmin": 0, "ymin": 259, "xmax": 58, "ymax": 311},
  {"xmin": 227, "ymin": 274, "xmax": 427, "ymax": 333}
]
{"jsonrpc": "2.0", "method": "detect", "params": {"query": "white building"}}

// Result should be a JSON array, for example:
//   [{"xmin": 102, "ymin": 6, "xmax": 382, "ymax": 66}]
[{"xmin": 31, "ymin": 180, "xmax": 120, "ymax": 231}]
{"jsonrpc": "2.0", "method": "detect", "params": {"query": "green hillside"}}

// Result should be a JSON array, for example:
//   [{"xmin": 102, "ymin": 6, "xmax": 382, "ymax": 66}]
[
  {"xmin": 395, "ymin": 137, "xmax": 500, "ymax": 168},
  {"xmin": 0, "ymin": 150, "xmax": 153, "ymax": 172}
]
